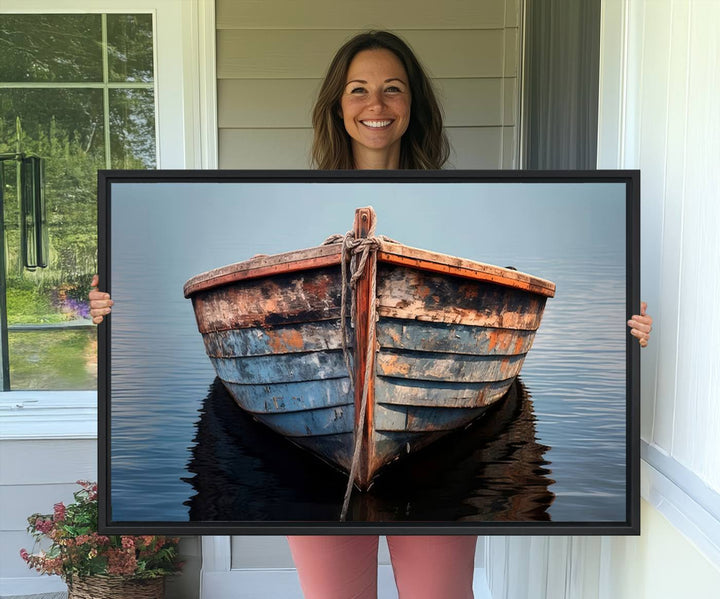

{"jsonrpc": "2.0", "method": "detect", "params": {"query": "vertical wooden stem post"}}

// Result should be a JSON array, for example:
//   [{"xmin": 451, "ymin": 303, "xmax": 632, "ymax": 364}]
[{"xmin": 352, "ymin": 207, "xmax": 377, "ymax": 489}]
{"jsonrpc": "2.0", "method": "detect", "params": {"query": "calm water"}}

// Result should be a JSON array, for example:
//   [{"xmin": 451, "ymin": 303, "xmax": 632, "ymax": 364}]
[{"xmin": 109, "ymin": 182, "xmax": 628, "ymax": 524}]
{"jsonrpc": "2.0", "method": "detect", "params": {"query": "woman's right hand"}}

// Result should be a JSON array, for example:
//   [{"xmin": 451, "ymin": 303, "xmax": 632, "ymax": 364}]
[{"xmin": 89, "ymin": 274, "xmax": 113, "ymax": 324}]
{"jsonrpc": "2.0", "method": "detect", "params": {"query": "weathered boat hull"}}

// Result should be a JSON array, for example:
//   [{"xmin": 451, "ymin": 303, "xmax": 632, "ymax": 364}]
[{"xmin": 185, "ymin": 208, "xmax": 555, "ymax": 490}]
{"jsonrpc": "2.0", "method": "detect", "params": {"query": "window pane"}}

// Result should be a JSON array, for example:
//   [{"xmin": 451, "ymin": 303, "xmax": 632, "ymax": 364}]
[
  {"xmin": 0, "ymin": 14, "xmax": 102, "ymax": 82},
  {"xmin": 107, "ymin": 14, "xmax": 154, "ymax": 83},
  {"xmin": 8, "ymin": 329, "xmax": 97, "ymax": 390},
  {"xmin": 110, "ymin": 89, "xmax": 156, "ymax": 168},
  {"xmin": 0, "ymin": 89, "xmax": 106, "ymax": 161},
  {"xmin": 1, "ymin": 88, "xmax": 104, "ymax": 279}
]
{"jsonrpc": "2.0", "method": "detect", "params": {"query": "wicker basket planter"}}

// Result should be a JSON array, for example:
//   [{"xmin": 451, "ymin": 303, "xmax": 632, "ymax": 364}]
[{"xmin": 67, "ymin": 575, "xmax": 164, "ymax": 599}]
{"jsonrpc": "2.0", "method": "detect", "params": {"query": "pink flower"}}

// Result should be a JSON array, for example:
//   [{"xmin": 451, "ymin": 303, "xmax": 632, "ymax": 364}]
[
  {"xmin": 121, "ymin": 537, "xmax": 135, "ymax": 549},
  {"xmin": 53, "ymin": 502, "xmax": 66, "ymax": 522},
  {"xmin": 75, "ymin": 480, "xmax": 98, "ymax": 500},
  {"xmin": 34, "ymin": 518, "xmax": 54, "ymax": 534},
  {"xmin": 42, "ymin": 556, "xmax": 64, "ymax": 576},
  {"xmin": 107, "ymin": 548, "xmax": 137, "ymax": 576},
  {"xmin": 19, "ymin": 548, "xmax": 29, "ymax": 562}
]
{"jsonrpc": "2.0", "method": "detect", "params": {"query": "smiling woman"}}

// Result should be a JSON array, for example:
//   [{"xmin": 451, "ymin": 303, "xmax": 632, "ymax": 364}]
[
  {"xmin": 340, "ymin": 49, "xmax": 412, "ymax": 169},
  {"xmin": 311, "ymin": 30, "xmax": 448, "ymax": 170}
]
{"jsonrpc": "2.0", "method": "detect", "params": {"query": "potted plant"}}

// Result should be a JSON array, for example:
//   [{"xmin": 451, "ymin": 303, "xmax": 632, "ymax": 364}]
[{"xmin": 20, "ymin": 481, "xmax": 182, "ymax": 599}]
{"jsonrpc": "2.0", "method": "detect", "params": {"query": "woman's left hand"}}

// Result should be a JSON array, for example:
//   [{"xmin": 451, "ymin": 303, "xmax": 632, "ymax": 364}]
[{"xmin": 627, "ymin": 301, "xmax": 652, "ymax": 347}]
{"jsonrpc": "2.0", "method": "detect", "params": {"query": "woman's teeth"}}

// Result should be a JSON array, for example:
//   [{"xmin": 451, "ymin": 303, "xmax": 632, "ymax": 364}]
[{"xmin": 362, "ymin": 120, "xmax": 392, "ymax": 128}]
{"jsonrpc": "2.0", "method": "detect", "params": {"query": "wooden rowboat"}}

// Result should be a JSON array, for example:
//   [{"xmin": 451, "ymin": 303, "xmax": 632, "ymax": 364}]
[{"xmin": 183, "ymin": 207, "xmax": 555, "ymax": 490}]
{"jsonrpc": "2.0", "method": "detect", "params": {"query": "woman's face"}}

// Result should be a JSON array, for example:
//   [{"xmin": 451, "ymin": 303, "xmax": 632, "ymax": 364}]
[{"xmin": 340, "ymin": 48, "xmax": 411, "ymax": 167}]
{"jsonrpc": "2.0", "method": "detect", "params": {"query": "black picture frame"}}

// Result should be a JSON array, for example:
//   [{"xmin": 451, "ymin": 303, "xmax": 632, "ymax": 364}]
[{"xmin": 98, "ymin": 169, "xmax": 640, "ymax": 535}]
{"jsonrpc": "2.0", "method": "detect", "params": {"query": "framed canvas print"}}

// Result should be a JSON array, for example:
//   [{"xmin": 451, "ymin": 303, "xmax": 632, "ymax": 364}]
[{"xmin": 98, "ymin": 170, "xmax": 640, "ymax": 535}]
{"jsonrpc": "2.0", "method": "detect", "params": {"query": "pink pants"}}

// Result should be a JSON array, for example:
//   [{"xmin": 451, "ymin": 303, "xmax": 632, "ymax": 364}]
[{"xmin": 287, "ymin": 535, "xmax": 477, "ymax": 599}]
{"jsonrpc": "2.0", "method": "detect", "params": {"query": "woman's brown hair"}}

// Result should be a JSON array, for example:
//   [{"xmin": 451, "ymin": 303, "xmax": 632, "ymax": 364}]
[{"xmin": 311, "ymin": 31, "xmax": 449, "ymax": 170}]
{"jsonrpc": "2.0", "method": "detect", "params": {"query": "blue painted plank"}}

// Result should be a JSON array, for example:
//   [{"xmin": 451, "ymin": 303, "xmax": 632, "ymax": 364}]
[
  {"xmin": 375, "ymin": 376, "xmax": 513, "ymax": 408},
  {"xmin": 376, "ymin": 349, "xmax": 526, "ymax": 382},
  {"xmin": 377, "ymin": 318, "xmax": 536, "ymax": 356},
  {"xmin": 374, "ymin": 403, "xmax": 486, "ymax": 432},
  {"xmin": 253, "ymin": 404, "xmax": 354, "ymax": 437},
  {"xmin": 210, "ymin": 349, "xmax": 350, "ymax": 384},
  {"xmin": 202, "ymin": 319, "xmax": 350, "ymax": 357},
  {"xmin": 223, "ymin": 377, "xmax": 352, "ymax": 414}
]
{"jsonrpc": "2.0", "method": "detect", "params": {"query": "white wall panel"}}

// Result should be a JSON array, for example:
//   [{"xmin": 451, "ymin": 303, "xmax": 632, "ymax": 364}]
[
  {"xmin": 230, "ymin": 536, "xmax": 296, "ymax": 569},
  {"xmin": 217, "ymin": 0, "xmax": 510, "ymax": 30},
  {"xmin": 637, "ymin": 0, "xmax": 675, "ymax": 451},
  {"xmin": 0, "ymin": 440, "xmax": 96, "ymax": 484},
  {"xmin": 219, "ymin": 128, "xmax": 313, "ymax": 169},
  {"xmin": 446, "ymin": 127, "xmax": 506, "ymax": 168},
  {"xmin": 651, "ymin": 0, "xmax": 689, "ymax": 455},
  {"xmin": 0, "ymin": 484, "xmax": 82, "ymax": 531},
  {"xmin": 671, "ymin": 1, "xmax": 720, "ymax": 485},
  {"xmin": 218, "ymin": 29, "xmax": 510, "ymax": 80}
]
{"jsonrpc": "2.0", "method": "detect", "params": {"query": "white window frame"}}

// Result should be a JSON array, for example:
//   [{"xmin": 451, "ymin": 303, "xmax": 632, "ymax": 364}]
[{"xmin": 0, "ymin": 0, "xmax": 217, "ymax": 437}]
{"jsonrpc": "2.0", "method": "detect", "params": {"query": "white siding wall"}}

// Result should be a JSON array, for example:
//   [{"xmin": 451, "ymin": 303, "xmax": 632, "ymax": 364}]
[
  {"xmin": 216, "ymin": 0, "xmax": 522, "ymax": 169},
  {"xmin": 485, "ymin": 0, "xmax": 720, "ymax": 597}
]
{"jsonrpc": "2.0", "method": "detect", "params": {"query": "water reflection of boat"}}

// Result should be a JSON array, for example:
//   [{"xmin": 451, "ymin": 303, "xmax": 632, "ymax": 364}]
[
  {"xmin": 184, "ymin": 377, "xmax": 555, "ymax": 522},
  {"xmin": 183, "ymin": 207, "xmax": 555, "ymax": 489}
]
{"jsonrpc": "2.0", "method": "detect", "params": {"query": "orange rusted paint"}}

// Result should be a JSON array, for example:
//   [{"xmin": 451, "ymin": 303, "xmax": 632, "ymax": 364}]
[
  {"xmin": 380, "ymin": 354, "xmax": 411, "ymax": 377},
  {"xmin": 416, "ymin": 284, "xmax": 431, "ymax": 299},
  {"xmin": 303, "ymin": 275, "xmax": 332, "ymax": 299},
  {"xmin": 387, "ymin": 326, "xmax": 401, "ymax": 345},
  {"xmin": 267, "ymin": 328, "xmax": 305, "ymax": 353},
  {"xmin": 487, "ymin": 330, "xmax": 499, "ymax": 353}
]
